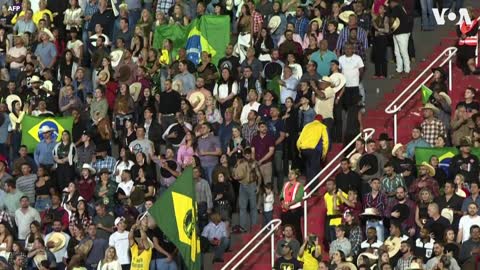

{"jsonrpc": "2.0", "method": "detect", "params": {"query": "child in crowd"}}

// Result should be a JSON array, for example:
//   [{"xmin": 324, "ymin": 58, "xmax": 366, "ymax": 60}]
[{"xmin": 263, "ymin": 183, "xmax": 274, "ymax": 226}]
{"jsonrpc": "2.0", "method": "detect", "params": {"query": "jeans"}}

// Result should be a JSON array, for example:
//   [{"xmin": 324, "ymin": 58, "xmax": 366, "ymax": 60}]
[
  {"xmin": 211, "ymin": 237, "xmax": 230, "ymax": 260},
  {"xmin": 273, "ymin": 150, "xmax": 284, "ymax": 193},
  {"xmin": 366, "ymin": 219, "xmax": 385, "ymax": 242},
  {"xmin": 9, "ymin": 68, "xmax": 20, "ymax": 81},
  {"xmin": 420, "ymin": 0, "xmax": 435, "ymax": 30},
  {"xmin": 34, "ymin": 197, "xmax": 51, "ymax": 211},
  {"xmin": 239, "ymin": 183, "xmax": 257, "ymax": 230},
  {"xmin": 202, "ymin": 165, "xmax": 216, "ymax": 185},
  {"xmin": 263, "ymin": 210, "xmax": 273, "ymax": 226},
  {"xmin": 150, "ymin": 258, "xmax": 178, "ymax": 270},
  {"xmin": 128, "ymin": 9, "xmax": 141, "ymax": 30},
  {"xmin": 393, "ymin": 33, "xmax": 411, "ymax": 73}
]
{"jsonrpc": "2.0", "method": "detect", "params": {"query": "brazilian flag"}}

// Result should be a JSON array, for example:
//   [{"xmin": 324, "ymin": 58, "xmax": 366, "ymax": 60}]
[
  {"xmin": 149, "ymin": 167, "xmax": 201, "ymax": 270},
  {"xmin": 21, "ymin": 115, "xmax": 74, "ymax": 153},
  {"xmin": 421, "ymin": 85, "xmax": 433, "ymax": 104},
  {"xmin": 415, "ymin": 147, "xmax": 480, "ymax": 177},
  {"xmin": 153, "ymin": 15, "xmax": 230, "ymax": 65}
]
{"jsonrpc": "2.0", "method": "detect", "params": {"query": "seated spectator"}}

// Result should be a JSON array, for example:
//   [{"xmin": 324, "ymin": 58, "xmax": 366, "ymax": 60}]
[{"xmin": 201, "ymin": 212, "xmax": 230, "ymax": 263}]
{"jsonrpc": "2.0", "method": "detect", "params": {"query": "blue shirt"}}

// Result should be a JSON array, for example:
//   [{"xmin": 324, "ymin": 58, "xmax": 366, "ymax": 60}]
[
  {"xmin": 13, "ymin": 19, "xmax": 36, "ymax": 34},
  {"xmin": 34, "ymin": 42, "xmax": 57, "ymax": 68},
  {"xmin": 92, "ymin": 156, "xmax": 116, "ymax": 176},
  {"xmin": 218, "ymin": 121, "xmax": 234, "ymax": 152},
  {"xmin": 310, "ymin": 50, "xmax": 337, "ymax": 77},
  {"xmin": 294, "ymin": 16, "xmax": 309, "ymax": 39},
  {"xmin": 83, "ymin": 2, "xmax": 99, "ymax": 30},
  {"xmin": 461, "ymin": 195, "xmax": 480, "ymax": 214},
  {"xmin": 268, "ymin": 118, "xmax": 285, "ymax": 151},
  {"xmin": 34, "ymin": 140, "xmax": 56, "ymax": 165},
  {"xmin": 201, "ymin": 221, "xmax": 227, "ymax": 240},
  {"xmin": 406, "ymin": 138, "xmax": 431, "ymax": 159}
]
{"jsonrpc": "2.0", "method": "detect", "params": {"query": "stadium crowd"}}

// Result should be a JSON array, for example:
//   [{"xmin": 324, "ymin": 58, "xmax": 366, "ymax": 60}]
[{"xmin": 0, "ymin": 0, "xmax": 476, "ymax": 270}]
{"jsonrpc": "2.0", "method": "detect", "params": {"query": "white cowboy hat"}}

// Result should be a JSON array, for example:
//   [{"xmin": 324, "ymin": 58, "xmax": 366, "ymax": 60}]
[
  {"xmin": 33, "ymin": 253, "xmax": 47, "ymax": 268},
  {"xmin": 268, "ymin": 16, "xmax": 281, "ymax": 33},
  {"xmin": 41, "ymin": 80, "xmax": 53, "ymax": 92},
  {"xmin": 441, "ymin": 208, "xmax": 454, "ymax": 224},
  {"xmin": 129, "ymin": 82, "xmax": 142, "ymax": 102},
  {"xmin": 339, "ymin": 10, "xmax": 356, "ymax": 23},
  {"xmin": 81, "ymin": 163, "xmax": 96, "ymax": 175},
  {"xmin": 188, "ymin": 91, "xmax": 206, "ymax": 112},
  {"xmin": 310, "ymin": 17, "xmax": 323, "ymax": 28},
  {"xmin": 360, "ymin": 208, "xmax": 380, "ymax": 216},
  {"xmin": 48, "ymin": 232, "xmax": 67, "ymax": 253},
  {"xmin": 438, "ymin": 92, "xmax": 452, "ymax": 106},
  {"xmin": 391, "ymin": 18, "xmax": 401, "ymax": 32},
  {"xmin": 6, "ymin": 94, "xmax": 21, "ymax": 112},
  {"xmin": 39, "ymin": 125, "xmax": 55, "ymax": 134},
  {"xmin": 110, "ymin": 50, "xmax": 124, "ymax": 68},
  {"xmin": 30, "ymin": 75, "xmax": 43, "ymax": 84},
  {"xmin": 41, "ymin": 28, "xmax": 55, "ymax": 41},
  {"xmin": 406, "ymin": 262, "xmax": 422, "ymax": 270},
  {"xmin": 391, "ymin": 143, "xmax": 404, "ymax": 156}
]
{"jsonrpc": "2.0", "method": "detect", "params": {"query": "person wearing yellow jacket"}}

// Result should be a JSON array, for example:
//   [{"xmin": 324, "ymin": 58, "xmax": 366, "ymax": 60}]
[{"xmin": 296, "ymin": 114, "xmax": 329, "ymax": 183}]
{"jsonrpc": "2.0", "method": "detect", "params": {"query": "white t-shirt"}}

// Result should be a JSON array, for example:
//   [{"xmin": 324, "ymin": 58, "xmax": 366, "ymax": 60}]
[
  {"xmin": 117, "ymin": 180, "xmax": 134, "ymax": 197},
  {"xmin": 458, "ymin": 215, "xmax": 480, "ymax": 242},
  {"xmin": 109, "ymin": 231, "xmax": 130, "ymax": 265},
  {"xmin": 339, "ymin": 54, "xmax": 364, "ymax": 87},
  {"xmin": 7, "ymin": 46, "xmax": 27, "ymax": 69}
]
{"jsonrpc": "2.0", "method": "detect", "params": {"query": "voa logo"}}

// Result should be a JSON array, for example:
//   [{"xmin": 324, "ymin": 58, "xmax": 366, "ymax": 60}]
[{"xmin": 432, "ymin": 8, "xmax": 472, "ymax": 25}]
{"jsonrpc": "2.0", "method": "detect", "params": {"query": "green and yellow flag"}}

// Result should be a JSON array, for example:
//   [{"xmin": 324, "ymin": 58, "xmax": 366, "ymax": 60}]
[
  {"xmin": 21, "ymin": 115, "xmax": 73, "ymax": 152},
  {"xmin": 421, "ymin": 85, "xmax": 433, "ymax": 104},
  {"xmin": 149, "ymin": 167, "xmax": 201, "ymax": 270}
]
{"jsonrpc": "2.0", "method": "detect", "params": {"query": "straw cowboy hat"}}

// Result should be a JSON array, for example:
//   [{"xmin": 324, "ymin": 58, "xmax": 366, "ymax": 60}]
[
  {"xmin": 110, "ymin": 50, "xmax": 124, "ymax": 68},
  {"xmin": 384, "ymin": 236, "xmax": 402, "ymax": 258},
  {"xmin": 406, "ymin": 262, "xmax": 422, "ymax": 270},
  {"xmin": 268, "ymin": 15, "xmax": 281, "ymax": 33},
  {"xmin": 321, "ymin": 76, "xmax": 333, "ymax": 84},
  {"xmin": 360, "ymin": 208, "xmax": 381, "ymax": 217},
  {"xmin": 48, "ymin": 232, "xmax": 67, "ymax": 253},
  {"xmin": 97, "ymin": 70, "xmax": 110, "ymax": 85},
  {"xmin": 421, "ymin": 103, "xmax": 439, "ymax": 114},
  {"xmin": 41, "ymin": 28, "xmax": 55, "ymax": 41},
  {"xmin": 441, "ymin": 208, "xmax": 454, "ymax": 224},
  {"xmin": 129, "ymin": 82, "xmax": 142, "ymax": 102},
  {"xmin": 81, "ymin": 163, "xmax": 96, "ymax": 175},
  {"xmin": 172, "ymin": 79, "xmax": 183, "ymax": 93},
  {"xmin": 6, "ymin": 94, "xmax": 21, "ymax": 112},
  {"xmin": 39, "ymin": 125, "xmax": 55, "ymax": 134},
  {"xmin": 390, "ymin": 18, "xmax": 401, "ymax": 32},
  {"xmin": 30, "ymin": 75, "xmax": 43, "ymax": 84},
  {"xmin": 438, "ymin": 92, "xmax": 452, "ymax": 106},
  {"xmin": 310, "ymin": 17, "xmax": 323, "ymax": 28},
  {"xmin": 339, "ymin": 10, "xmax": 356, "ymax": 23},
  {"xmin": 357, "ymin": 252, "xmax": 378, "ymax": 267},
  {"xmin": 420, "ymin": 161, "xmax": 436, "ymax": 177},
  {"xmin": 41, "ymin": 80, "xmax": 53, "ymax": 92},
  {"xmin": 391, "ymin": 143, "xmax": 404, "ymax": 156},
  {"xmin": 33, "ymin": 253, "xmax": 47, "ymax": 268},
  {"xmin": 188, "ymin": 91, "xmax": 206, "ymax": 112}
]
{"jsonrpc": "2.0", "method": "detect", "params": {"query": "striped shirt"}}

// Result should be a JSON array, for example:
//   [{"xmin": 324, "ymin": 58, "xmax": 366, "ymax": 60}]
[
  {"xmin": 294, "ymin": 16, "xmax": 310, "ymax": 39},
  {"xmin": 336, "ymin": 26, "xmax": 368, "ymax": 53},
  {"xmin": 363, "ymin": 192, "xmax": 387, "ymax": 217},
  {"xmin": 16, "ymin": 174, "xmax": 37, "ymax": 203}
]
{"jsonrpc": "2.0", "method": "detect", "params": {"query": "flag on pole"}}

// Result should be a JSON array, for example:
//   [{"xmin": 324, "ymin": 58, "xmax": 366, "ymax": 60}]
[
  {"xmin": 148, "ymin": 167, "xmax": 201, "ymax": 270},
  {"xmin": 153, "ymin": 15, "xmax": 230, "ymax": 65},
  {"xmin": 267, "ymin": 76, "xmax": 281, "ymax": 104},
  {"xmin": 21, "ymin": 115, "xmax": 74, "ymax": 153},
  {"xmin": 421, "ymin": 85, "xmax": 433, "ymax": 104}
]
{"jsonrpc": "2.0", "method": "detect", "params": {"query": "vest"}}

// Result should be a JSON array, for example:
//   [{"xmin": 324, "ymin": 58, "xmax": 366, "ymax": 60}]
[
  {"xmin": 239, "ymin": 78, "xmax": 257, "ymax": 103},
  {"xmin": 458, "ymin": 19, "xmax": 479, "ymax": 46},
  {"xmin": 282, "ymin": 181, "xmax": 301, "ymax": 212}
]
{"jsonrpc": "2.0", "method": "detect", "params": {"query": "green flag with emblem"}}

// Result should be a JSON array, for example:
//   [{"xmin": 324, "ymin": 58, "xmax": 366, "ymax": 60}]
[
  {"xmin": 148, "ymin": 167, "xmax": 201, "ymax": 270},
  {"xmin": 21, "ymin": 115, "xmax": 74, "ymax": 153},
  {"xmin": 421, "ymin": 85, "xmax": 433, "ymax": 104}
]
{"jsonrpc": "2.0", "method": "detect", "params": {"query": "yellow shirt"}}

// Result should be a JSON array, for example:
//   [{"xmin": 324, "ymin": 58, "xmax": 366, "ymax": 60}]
[
  {"xmin": 130, "ymin": 244, "xmax": 152, "ymax": 270},
  {"xmin": 323, "ymin": 191, "xmax": 347, "ymax": 226},
  {"xmin": 32, "ymin": 9, "xmax": 54, "ymax": 26},
  {"xmin": 298, "ymin": 245, "xmax": 322, "ymax": 270}
]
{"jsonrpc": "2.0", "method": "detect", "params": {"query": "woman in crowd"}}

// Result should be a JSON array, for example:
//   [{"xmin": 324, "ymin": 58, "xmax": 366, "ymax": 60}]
[
  {"xmin": 113, "ymin": 83, "xmax": 135, "ymax": 141},
  {"xmin": 444, "ymin": 228, "xmax": 460, "ymax": 261},
  {"xmin": 230, "ymin": 96, "xmax": 243, "ymax": 124},
  {"xmin": 95, "ymin": 169, "xmax": 118, "ymax": 211},
  {"xmin": 53, "ymin": 130, "xmax": 76, "ymax": 191},
  {"xmin": 415, "ymin": 188, "xmax": 434, "ymax": 229},
  {"xmin": 69, "ymin": 199, "xmax": 91, "ymax": 235},
  {"xmin": 0, "ymin": 222, "xmax": 13, "ymax": 260},
  {"xmin": 34, "ymin": 165, "xmax": 55, "ymax": 210},
  {"xmin": 24, "ymin": 221, "xmax": 43, "ymax": 252},
  {"xmin": 214, "ymin": 68, "xmax": 238, "ymax": 116},
  {"xmin": 177, "ymin": 130, "xmax": 196, "ymax": 169},
  {"xmin": 97, "ymin": 246, "xmax": 122, "ymax": 270},
  {"xmin": 372, "ymin": 4, "xmax": 389, "ymax": 79},
  {"xmin": 114, "ymin": 147, "xmax": 135, "ymax": 184}
]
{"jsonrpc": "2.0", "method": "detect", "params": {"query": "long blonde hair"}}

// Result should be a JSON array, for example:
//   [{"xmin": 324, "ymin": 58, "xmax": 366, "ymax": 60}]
[{"xmin": 101, "ymin": 246, "xmax": 118, "ymax": 265}]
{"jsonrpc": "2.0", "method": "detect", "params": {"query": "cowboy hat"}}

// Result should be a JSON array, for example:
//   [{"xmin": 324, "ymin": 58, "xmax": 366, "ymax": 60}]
[
  {"xmin": 441, "ymin": 208, "xmax": 454, "ymax": 224},
  {"xmin": 310, "ymin": 17, "xmax": 323, "ymax": 28},
  {"xmin": 390, "ymin": 18, "xmax": 401, "ymax": 32},
  {"xmin": 406, "ymin": 262, "xmax": 422, "ymax": 270},
  {"xmin": 6, "ymin": 94, "xmax": 21, "ymax": 112},
  {"xmin": 30, "ymin": 75, "xmax": 43, "ymax": 84},
  {"xmin": 331, "ymin": 74, "xmax": 346, "ymax": 92},
  {"xmin": 81, "ymin": 163, "xmax": 96, "ymax": 175},
  {"xmin": 188, "ymin": 91, "xmax": 206, "ymax": 112},
  {"xmin": 340, "ymin": 262, "xmax": 358, "ymax": 270},
  {"xmin": 110, "ymin": 50, "xmax": 124, "ymax": 68},
  {"xmin": 420, "ymin": 161, "xmax": 435, "ymax": 177},
  {"xmin": 129, "ymin": 82, "xmax": 142, "ymax": 102},
  {"xmin": 339, "ymin": 10, "xmax": 356, "ymax": 23},
  {"xmin": 357, "ymin": 252, "xmax": 378, "ymax": 267},
  {"xmin": 384, "ymin": 236, "xmax": 402, "ymax": 257},
  {"xmin": 391, "ymin": 143, "xmax": 404, "ymax": 156},
  {"xmin": 97, "ymin": 70, "xmax": 110, "ymax": 85},
  {"xmin": 438, "ymin": 92, "xmax": 451, "ymax": 106},
  {"xmin": 41, "ymin": 28, "xmax": 55, "ymax": 41},
  {"xmin": 118, "ymin": 65, "xmax": 131, "ymax": 83},
  {"xmin": 349, "ymin": 152, "xmax": 362, "ymax": 171},
  {"xmin": 268, "ymin": 15, "xmax": 281, "ymax": 33},
  {"xmin": 421, "ymin": 103, "xmax": 439, "ymax": 114},
  {"xmin": 33, "ymin": 253, "xmax": 47, "ymax": 268},
  {"xmin": 378, "ymin": 133, "xmax": 393, "ymax": 141},
  {"xmin": 321, "ymin": 76, "xmax": 332, "ymax": 84},
  {"xmin": 41, "ymin": 80, "xmax": 53, "ymax": 92},
  {"xmin": 39, "ymin": 125, "xmax": 55, "ymax": 134},
  {"xmin": 172, "ymin": 79, "xmax": 183, "ymax": 93},
  {"xmin": 360, "ymin": 208, "xmax": 380, "ymax": 216},
  {"xmin": 48, "ymin": 232, "xmax": 67, "ymax": 253},
  {"xmin": 431, "ymin": 67, "xmax": 447, "ymax": 78}
]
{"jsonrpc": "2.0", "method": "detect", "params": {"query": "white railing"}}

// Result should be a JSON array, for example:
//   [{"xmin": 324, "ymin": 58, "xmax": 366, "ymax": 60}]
[
  {"xmin": 384, "ymin": 47, "xmax": 458, "ymax": 143},
  {"xmin": 221, "ymin": 219, "xmax": 282, "ymax": 270},
  {"xmin": 302, "ymin": 128, "xmax": 376, "ymax": 235}
]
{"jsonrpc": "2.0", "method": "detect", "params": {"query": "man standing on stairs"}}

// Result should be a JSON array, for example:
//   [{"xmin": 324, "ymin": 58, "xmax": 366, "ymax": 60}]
[
  {"xmin": 420, "ymin": 103, "xmax": 447, "ymax": 146},
  {"xmin": 389, "ymin": 0, "xmax": 412, "ymax": 78}
]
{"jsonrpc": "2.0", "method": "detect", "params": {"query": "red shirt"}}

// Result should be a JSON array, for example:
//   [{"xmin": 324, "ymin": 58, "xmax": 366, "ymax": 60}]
[{"xmin": 251, "ymin": 133, "xmax": 275, "ymax": 164}]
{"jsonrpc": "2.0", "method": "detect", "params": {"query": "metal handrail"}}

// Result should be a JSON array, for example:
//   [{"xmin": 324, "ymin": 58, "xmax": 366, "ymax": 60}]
[
  {"xmin": 301, "ymin": 128, "xmax": 376, "ymax": 235},
  {"xmin": 384, "ymin": 47, "xmax": 458, "ymax": 115},
  {"xmin": 221, "ymin": 219, "xmax": 282, "ymax": 270}
]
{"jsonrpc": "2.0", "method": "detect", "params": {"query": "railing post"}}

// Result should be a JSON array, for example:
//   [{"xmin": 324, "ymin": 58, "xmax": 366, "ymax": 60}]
[
  {"xmin": 271, "ymin": 222, "xmax": 275, "ymax": 268},
  {"xmin": 393, "ymin": 106, "xmax": 398, "ymax": 144},
  {"xmin": 303, "ymin": 200, "xmax": 308, "ymax": 240},
  {"xmin": 449, "ymin": 49, "xmax": 453, "ymax": 92}
]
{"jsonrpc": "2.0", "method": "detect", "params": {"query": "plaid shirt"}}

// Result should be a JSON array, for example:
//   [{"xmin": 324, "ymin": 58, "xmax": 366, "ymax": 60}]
[
  {"xmin": 349, "ymin": 225, "xmax": 363, "ymax": 257},
  {"xmin": 336, "ymin": 26, "xmax": 368, "ymax": 53},
  {"xmin": 294, "ymin": 16, "xmax": 310, "ymax": 39},
  {"xmin": 156, "ymin": 0, "xmax": 175, "ymax": 14},
  {"xmin": 69, "ymin": 212, "xmax": 92, "ymax": 230},
  {"xmin": 252, "ymin": 11, "xmax": 264, "ymax": 34},
  {"xmin": 363, "ymin": 191, "xmax": 387, "ymax": 217},
  {"xmin": 396, "ymin": 254, "xmax": 414, "ymax": 270},
  {"xmin": 92, "ymin": 156, "xmax": 116, "ymax": 176},
  {"xmin": 242, "ymin": 123, "xmax": 258, "ymax": 144},
  {"xmin": 421, "ymin": 118, "xmax": 446, "ymax": 146}
]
